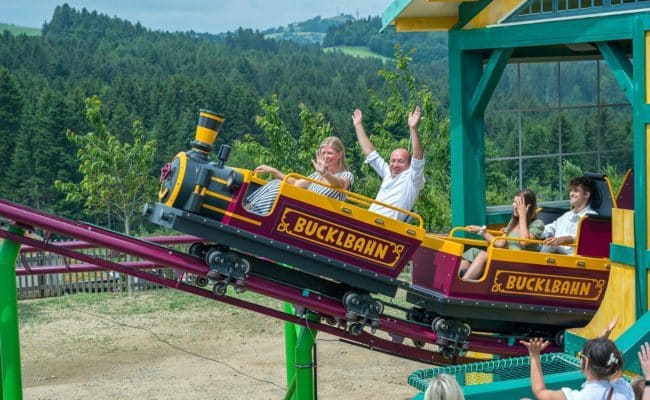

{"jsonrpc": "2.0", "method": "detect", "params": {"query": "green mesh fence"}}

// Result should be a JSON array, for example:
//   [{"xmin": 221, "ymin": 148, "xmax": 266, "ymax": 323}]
[{"xmin": 408, "ymin": 353, "xmax": 581, "ymax": 393}]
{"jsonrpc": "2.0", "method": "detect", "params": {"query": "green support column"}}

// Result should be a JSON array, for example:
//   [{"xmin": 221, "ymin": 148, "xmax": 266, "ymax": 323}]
[
  {"xmin": 632, "ymin": 16, "xmax": 650, "ymax": 317},
  {"xmin": 283, "ymin": 303, "xmax": 297, "ymax": 400},
  {"xmin": 0, "ymin": 225, "xmax": 24, "ymax": 400},
  {"xmin": 449, "ymin": 32, "xmax": 488, "ymax": 227},
  {"xmin": 283, "ymin": 304, "xmax": 317, "ymax": 400},
  {"xmin": 293, "ymin": 325, "xmax": 316, "ymax": 400}
]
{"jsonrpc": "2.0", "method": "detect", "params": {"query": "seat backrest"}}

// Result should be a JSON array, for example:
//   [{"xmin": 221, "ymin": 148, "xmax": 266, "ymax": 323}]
[
  {"xmin": 584, "ymin": 172, "xmax": 615, "ymax": 218},
  {"xmin": 575, "ymin": 214, "xmax": 612, "ymax": 258},
  {"xmin": 616, "ymin": 169, "xmax": 634, "ymax": 210},
  {"xmin": 537, "ymin": 206, "xmax": 566, "ymax": 225}
]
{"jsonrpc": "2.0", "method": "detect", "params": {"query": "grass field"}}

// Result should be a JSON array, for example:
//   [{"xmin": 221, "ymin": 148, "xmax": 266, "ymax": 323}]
[
  {"xmin": 0, "ymin": 22, "xmax": 41, "ymax": 36},
  {"xmin": 324, "ymin": 45, "xmax": 391, "ymax": 62}
]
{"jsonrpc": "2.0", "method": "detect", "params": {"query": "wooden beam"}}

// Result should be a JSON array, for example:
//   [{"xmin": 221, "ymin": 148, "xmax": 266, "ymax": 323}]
[
  {"xmin": 463, "ymin": 0, "xmax": 527, "ymax": 29},
  {"xmin": 395, "ymin": 16, "xmax": 458, "ymax": 32}
]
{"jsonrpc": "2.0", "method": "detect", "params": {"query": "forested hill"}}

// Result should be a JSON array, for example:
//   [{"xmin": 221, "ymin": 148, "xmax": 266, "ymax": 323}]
[
  {"xmin": 0, "ymin": 4, "xmax": 448, "ymax": 220},
  {"xmin": 323, "ymin": 17, "xmax": 448, "ymax": 63}
]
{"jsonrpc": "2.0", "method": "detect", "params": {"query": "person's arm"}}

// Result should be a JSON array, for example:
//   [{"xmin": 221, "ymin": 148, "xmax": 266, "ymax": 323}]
[
  {"xmin": 639, "ymin": 342, "xmax": 650, "ymax": 400},
  {"xmin": 521, "ymin": 338, "xmax": 567, "ymax": 400},
  {"xmin": 514, "ymin": 195, "xmax": 533, "ymax": 248},
  {"xmin": 408, "ymin": 106, "xmax": 423, "ymax": 161},
  {"xmin": 310, "ymin": 158, "xmax": 350, "ymax": 190},
  {"xmin": 599, "ymin": 316, "xmax": 618, "ymax": 339},
  {"xmin": 543, "ymin": 235, "xmax": 574, "ymax": 246},
  {"xmin": 466, "ymin": 225, "xmax": 507, "ymax": 248},
  {"xmin": 352, "ymin": 109, "xmax": 374, "ymax": 157},
  {"xmin": 254, "ymin": 164, "xmax": 299, "ymax": 184}
]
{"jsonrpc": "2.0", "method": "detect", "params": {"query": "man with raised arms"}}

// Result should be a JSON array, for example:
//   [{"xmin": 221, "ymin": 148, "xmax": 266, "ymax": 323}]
[{"xmin": 352, "ymin": 107, "xmax": 425, "ymax": 221}]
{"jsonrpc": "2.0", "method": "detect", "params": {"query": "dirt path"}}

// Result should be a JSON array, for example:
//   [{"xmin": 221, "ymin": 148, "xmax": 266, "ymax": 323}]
[{"xmin": 18, "ymin": 291, "xmax": 429, "ymax": 399}]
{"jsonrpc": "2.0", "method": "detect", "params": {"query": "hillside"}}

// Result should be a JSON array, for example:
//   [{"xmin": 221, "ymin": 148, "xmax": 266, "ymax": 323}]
[
  {"xmin": 0, "ymin": 4, "xmax": 448, "ymax": 228},
  {"xmin": 0, "ymin": 22, "xmax": 40, "ymax": 36},
  {"xmin": 262, "ymin": 14, "xmax": 355, "ymax": 45}
]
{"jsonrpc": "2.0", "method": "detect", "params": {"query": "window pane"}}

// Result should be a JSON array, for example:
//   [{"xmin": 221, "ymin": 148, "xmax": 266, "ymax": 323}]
[
  {"xmin": 521, "ymin": 111, "xmax": 559, "ymax": 156},
  {"xmin": 487, "ymin": 63, "xmax": 519, "ymax": 111},
  {"xmin": 599, "ymin": 60, "xmax": 629, "ymax": 105},
  {"xmin": 560, "ymin": 108, "xmax": 598, "ymax": 154},
  {"xmin": 486, "ymin": 111, "xmax": 519, "ymax": 158},
  {"xmin": 601, "ymin": 105, "xmax": 633, "ymax": 151},
  {"xmin": 520, "ymin": 63, "xmax": 558, "ymax": 109},
  {"xmin": 523, "ymin": 157, "xmax": 561, "ymax": 202},
  {"xmin": 560, "ymin": 61, "xmax": 597, "ymax": 106},
  {"xmin": 601, "ymin": 150, "xmax": 633, "ymax": 174},
  {"xmin": 486, "ymin": 159, "xmax": 520, "ymax": 206}
]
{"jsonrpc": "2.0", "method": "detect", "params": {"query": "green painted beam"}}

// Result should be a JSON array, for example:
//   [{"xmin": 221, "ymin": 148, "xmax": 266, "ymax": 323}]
[
  {"xmin": 610, "ymin": 243, "xmax": 636, "ymax": 266},
  {"xmin": 632, "ymin": 18, "xmax": 649, "ymax": 317},
  {"xmin": 596, "ymin": 41, "xmax": 634, "ymax": 103},
  {"xmin": 449, "ymin": 34, "xmax": 487, "ymax": 227},
  {"xmin": 470, "ymin": 47, "xmax": 514, "ymax": 117},
  {"xmin": 381, "ymin": 0, "xmax": 413, "ymax": 32},
  {"xmin": 455, "ymin": 12, "xmax": 638, "ymax": 50}
]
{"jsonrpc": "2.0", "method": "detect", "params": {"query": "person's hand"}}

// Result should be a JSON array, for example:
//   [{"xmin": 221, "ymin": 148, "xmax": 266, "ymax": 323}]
[
  {"xmin": 465, "ymin": 225, "xmax": 482, "ymax": 233},
  {"xmin": 520, "ymin": 338, "xmax": 550, "ymax": 357},
  {"xmin": 311, "ymin": 157, "xmax": 327, "ymax": 177},
  {"xmin": 543, "ymin": 236, "xmax": 566, "ymax": 246},
  {"xmin": 254, "ymin": 164, "xmax": 277, "ymax": 176},
  {"xmin": 639, "ymin": 341, "xmax": 650, "ymax": 379},
  {"xmin": 600, "ymin": 316, "xmax": 618, "ymax": 339},
  {"xmin": 352, "ymin": 109, "xmax": 363, "ymax": 127},
  {"xmin": 408, "ymin": 106, "xmax": 421, "ymax": 130},
  {"xmin": 514, "ymin": 195, "xmax": 530, "ymax": 219}
]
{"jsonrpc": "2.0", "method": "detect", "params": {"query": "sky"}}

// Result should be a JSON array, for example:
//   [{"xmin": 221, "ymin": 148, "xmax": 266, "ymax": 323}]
[{"xmin": 0, "ymin": 0, "xmax": 391, "ymax": 34}]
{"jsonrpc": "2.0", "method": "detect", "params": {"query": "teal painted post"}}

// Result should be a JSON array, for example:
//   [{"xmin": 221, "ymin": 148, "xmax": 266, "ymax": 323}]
[
  {"xmin": 0, "ymin": 226, "xmax": 24, "ymax": 400},
  {"xmin": 448, "ymin": 31, "xmax": 487, "ymax": 227},
  {"xmin": 632, "ymin": 15, "xmax": 650, "ymax": 317},
  {"xmin": 283, "ymin": 303, "xmax": 297, "ymax": 400}
]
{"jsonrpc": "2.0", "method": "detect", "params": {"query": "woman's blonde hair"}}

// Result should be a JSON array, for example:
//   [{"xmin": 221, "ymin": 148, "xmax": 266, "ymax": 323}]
[
  {"xmin": 424, "ymin": 374, "xmax": 465, "ymax": 400},
  {"xmin": 319, "ymin": 136, "xmax": 349, "ymax": 172}
]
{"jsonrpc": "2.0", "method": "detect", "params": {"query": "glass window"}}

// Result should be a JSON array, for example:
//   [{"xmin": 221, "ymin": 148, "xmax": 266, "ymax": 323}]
[{"xmin": 485, "ymin": 59, "xmax": 631, "ymax": 205}]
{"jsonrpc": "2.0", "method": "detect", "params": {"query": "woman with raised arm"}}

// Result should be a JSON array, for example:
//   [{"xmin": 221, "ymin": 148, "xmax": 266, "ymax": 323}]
[
  {"xmin": 459, "ymin": 188, "xmax": 544, "ymax": 281},
  {"xmin": 245, "ymin": 136, "xmax": 353, "ymax": 215}
]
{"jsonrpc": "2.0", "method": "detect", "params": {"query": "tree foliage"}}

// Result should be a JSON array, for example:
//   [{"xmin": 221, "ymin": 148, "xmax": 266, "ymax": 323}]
[{"xmin": 55, "ymin": 96, "xmax": 157, "ymax": 234}]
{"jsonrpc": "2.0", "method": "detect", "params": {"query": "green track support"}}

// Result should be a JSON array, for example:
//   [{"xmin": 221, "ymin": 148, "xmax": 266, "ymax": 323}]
[
  {"xmin": 283, "ymin": 303, "xmax": 317, "ymax": 400},
  {"xmin": 0, "ymin": 225, "xmax": 24, "ymax": 400}
]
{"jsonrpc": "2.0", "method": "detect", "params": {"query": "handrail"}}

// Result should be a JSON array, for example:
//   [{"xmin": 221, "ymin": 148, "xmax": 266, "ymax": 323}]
[
  {"xmin": 449, "ymin": 226, "xmax": 575, "ymax": 249},
  {"xmin": 273, "ymin": 172, "xmax": 424, "ymax": 228}
]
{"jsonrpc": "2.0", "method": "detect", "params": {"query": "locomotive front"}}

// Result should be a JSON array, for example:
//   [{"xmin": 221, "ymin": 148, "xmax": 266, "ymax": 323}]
[{"xmin": 157, "ymin": 110, "xmax": 243, "ymax": 221}]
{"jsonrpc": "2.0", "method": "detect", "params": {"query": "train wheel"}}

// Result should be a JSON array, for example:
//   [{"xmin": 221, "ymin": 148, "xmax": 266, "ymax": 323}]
[
  {"xmin": 189, "ymin": 242, "xmax": 207, "ymax": 258},
  {"xmin": 441, "ymin": 347, "xmax": 456, "ymax": 359},
  {"xmin": 195, "ymin": 276, "xmax": 209, "ymax": 287},
  {"xmin": 369, "ymin": 300, "xmax": 384, "ymax": 316},
  {"xmin": 205, "ymin": 248, "xmax": 223, "ymax": 269},
  {"xmin": 349, "ymin": 322, "xmax": 364, "ymax": 336},
  {"xmin": 213, "ymin": 282, "xmax": 228, "ymax": 296},
  {"xmin": 236, "ymin": 258, "xmax": 251, "ymax": 275}
]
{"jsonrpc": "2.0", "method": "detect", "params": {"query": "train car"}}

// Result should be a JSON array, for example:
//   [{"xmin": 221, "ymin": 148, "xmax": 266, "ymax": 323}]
[{"xmin": 146, "ymin": 110, "xmax": 618, "ymax": 356}]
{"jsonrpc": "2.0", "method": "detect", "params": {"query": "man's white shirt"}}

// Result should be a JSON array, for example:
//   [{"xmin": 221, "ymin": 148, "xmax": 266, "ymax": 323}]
[{"xmin": 365, "ymin": 150, "xmax": 425, "ymax": 220}]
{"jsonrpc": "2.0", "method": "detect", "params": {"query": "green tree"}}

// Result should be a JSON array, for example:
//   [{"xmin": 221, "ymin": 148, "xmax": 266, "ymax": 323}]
[
  {"xmin": 230, "ymin": 95, "xmax": 332, "ymax": 174},
  {"xmin": 365, "ymin": 46, "xmax": 450, "ymax": 230},
  {"xmin": 0, "ymin": 67, "xmax": 23, "ymax": 185},
  {"xmin": 56, "ymin": 96, "xmax": 157, "ymax": 236}
]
